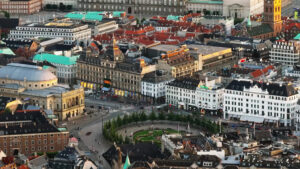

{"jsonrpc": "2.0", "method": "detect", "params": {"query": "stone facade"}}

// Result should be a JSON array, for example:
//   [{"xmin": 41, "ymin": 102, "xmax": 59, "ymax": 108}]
[
  {"xmin": 77, "ymin": 42, "xmax": 155, "ymax": 100},
  {"xmin": 77, "ymin": 0, "xmax": 186, "ymax": 16}
]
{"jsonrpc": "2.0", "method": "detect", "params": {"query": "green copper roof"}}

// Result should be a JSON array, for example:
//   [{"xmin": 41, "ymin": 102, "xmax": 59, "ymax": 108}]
[
  {"xmin": 0, "ymin": 48, "xmax": 15, "ymax": 55},
  {"xmin": 200, "ymin": 85, "xmax": 209, "ymax": 89},
  {"xmin": 247, "ymin": 24, "xmax": 273, "ymax": 37},
  {"xmin": 113, "ymin": 11, "xmax": 125, "ymax": 17},
  {"xmin": 123, "ymin": 154, "xmax": 131, "ymax": 169},
  {"xmin": 247, "ymin": 16, "xmax": 252, "ymax": 27},
  {"xmin": 58, "ymin": 127, "xmax": 67, "ymax": 132},
  {"xmin": 33, "ymin": 53, "xmax": 79, "ymax": 65},
  {"xmin": 42, "ymin": 65, "xmax": 50, "ymax": 70},
  {"xmin": 188, "ymin": 0, "xmax": 223, "ymax": 4},
  {"xmin": 294, "ymin": 33, "xmax": 300, "ymax": 40},
  {"xmin": 65, "ymin": 11, "xmax": 104, "ymax": 21},
  {"xmin": 167, "ymin": 15, "xmax": 182, "ymax": 21}
]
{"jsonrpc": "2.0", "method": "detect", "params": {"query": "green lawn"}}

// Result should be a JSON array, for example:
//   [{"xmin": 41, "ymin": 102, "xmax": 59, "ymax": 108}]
[{"xmin": 133, "ymin": 129, "xmax": 179, "ymax": 144}]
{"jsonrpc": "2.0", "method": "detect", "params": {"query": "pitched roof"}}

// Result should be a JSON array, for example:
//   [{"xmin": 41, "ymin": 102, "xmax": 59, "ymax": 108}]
[
  {"xmin": 167, "ymin": 78, "xmax": 200, "ymax": 90},
  {"xmin": 247, "ymin": 24, "xmax": 273, "ymax": 37},
  {"xmin": 33, "ymin": 53, "xmax": 79, "ymax": 65},
  {"xmin": 0, "ymin": 18, "xmax": 19, "ymax": 29},
  {"xmin": 225, "ymin": 80, "xmax": 297, "ymax": 97}
]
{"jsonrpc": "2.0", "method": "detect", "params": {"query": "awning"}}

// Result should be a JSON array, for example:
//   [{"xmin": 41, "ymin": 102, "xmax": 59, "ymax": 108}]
[
  {"xmin": 240, "ymin": 115, "xmax": 264, "ymax": 123},
  {"xmin": 102, "ymin": 87, "xmax": 110, "ymax": 91}
]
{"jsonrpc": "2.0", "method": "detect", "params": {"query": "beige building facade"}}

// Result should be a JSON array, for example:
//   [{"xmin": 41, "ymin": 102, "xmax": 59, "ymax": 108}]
[{"xmin": 0, "ymin": 63, "xmax": 84, "ymax": 121}]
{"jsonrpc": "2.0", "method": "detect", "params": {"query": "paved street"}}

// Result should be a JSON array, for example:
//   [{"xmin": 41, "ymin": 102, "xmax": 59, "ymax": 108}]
[{"xmin": 65, "ymin": 96, "xmax": 153, "ymax": 169}]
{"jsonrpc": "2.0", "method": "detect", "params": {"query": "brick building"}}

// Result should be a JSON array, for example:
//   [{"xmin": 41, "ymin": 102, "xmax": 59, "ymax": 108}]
[
  {"xmin": 0, "ymin": 0, "xmax": 42, "ymax": 14},
  {"xmin": 0, "ymin": 110, "xmax": 69, "ymax": 156}
]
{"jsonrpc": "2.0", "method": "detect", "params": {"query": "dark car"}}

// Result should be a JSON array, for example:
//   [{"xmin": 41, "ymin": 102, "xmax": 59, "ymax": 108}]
[{"xmin": 90, "ymin": 105, "xmax": 94, "ymax": 108}]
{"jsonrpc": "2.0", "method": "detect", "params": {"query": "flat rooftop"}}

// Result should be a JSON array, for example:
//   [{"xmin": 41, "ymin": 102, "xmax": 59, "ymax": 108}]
[
  {"xmin": 187, "ymin": 44, "xmax": 230, "ymax": 55},
  {"xmin": 22, "ymin": 84, "xmax": 81, "ymax": 97},
  {"xmin": 148, "ymin": 45, "xmax": 180, "ymax": 52}
]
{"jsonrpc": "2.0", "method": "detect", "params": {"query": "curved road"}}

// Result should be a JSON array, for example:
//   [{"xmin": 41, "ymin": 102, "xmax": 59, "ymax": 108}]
[{"xmin": 67, "ymin": 98, "xmax": 152, "ymax": 169}]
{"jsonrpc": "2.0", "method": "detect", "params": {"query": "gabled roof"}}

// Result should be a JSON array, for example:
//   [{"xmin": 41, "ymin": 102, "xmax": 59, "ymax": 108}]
[
  {"xmin": 0, "ymin": 18, "xmax": 19, "ymax": 29},
  {"xmin": 247, "ymin": 24, "xmax": 273, "ymax": 37},
  {"xmin": 33, "ymin": 53, "xmax": 79, "ymax": 65},
  {"xmin": 226, "ymin": 80, "xmax": 297, "ymax": 97}
]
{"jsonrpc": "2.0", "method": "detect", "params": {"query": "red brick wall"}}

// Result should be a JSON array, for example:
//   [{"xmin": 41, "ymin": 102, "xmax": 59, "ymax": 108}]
[{"xmin": 0, "ymin": 132, "xmax": 69, "ymax": 156}]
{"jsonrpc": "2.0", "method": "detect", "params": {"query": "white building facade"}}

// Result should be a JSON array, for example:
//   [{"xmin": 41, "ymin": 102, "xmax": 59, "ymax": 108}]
[
  {"xmin": 270, "ymin": 40, "xmax": 300, "ymax": 66},
  {"xmin": 78, "ymin": 0, "xmax": 186, "ymax": 16},
  {"xmin": 9, "ymin": 19, "xmax": 91, "ymax": 45},
  {"xmin": 186, "ymin": 0, "xmax": 223, "ymax": 15},
  {"xmin": 224, "ymin": 79, "xmax": 299, "ymax": 127},
  {"xmin": 223, "ymin": 0, "xmax": 264, "ymax": 18},
  {"xmin": 166, "ymin": 77, "xmax": 224, "ymax": 111}
]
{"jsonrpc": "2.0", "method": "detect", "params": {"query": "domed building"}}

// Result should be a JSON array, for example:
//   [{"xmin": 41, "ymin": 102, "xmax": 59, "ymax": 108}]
[
  {"xmin": 0, "ymin": 63, "xmax": 84, "ymax": 121},
  {"xmin": 0, "ymin": 63, "xmax": 58, "ymax": 90}
]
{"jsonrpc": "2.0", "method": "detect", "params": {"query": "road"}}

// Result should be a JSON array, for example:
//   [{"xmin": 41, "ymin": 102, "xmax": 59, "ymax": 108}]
[{"xmin": 66, "ymin": 97, "xmax": 152, "ymax": 169}]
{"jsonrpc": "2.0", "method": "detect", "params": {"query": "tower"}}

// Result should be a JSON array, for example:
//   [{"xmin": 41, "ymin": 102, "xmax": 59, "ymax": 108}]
[{"xmin": 263, "ymin": 0, "xmax": 282, "ymax": 36}]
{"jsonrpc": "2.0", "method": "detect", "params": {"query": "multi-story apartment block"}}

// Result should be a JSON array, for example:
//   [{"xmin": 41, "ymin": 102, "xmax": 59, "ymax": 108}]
[
  {"xmin": 196, "ymin": 77, "xmax": 224, "ymax": 111},
  {"xmin": 0, "ymin": 110, "xmax": 69, "ymax": 156},
  {"xmin": 186, "ymin": 0, "xmax": 223, "ymax": 15},
  {"xmin": 0, "ymin": 63, "xmax": 85, "ymax": 120},
  {"xmin": 224, "ymin": 79, "xmax": 299, "ymax": 127},
  {"xmin": 166, "ymin": 78, "xmax": 199, "ymax": 110},
  {"xmin": 77, "ymin": 0, "xmax": 186, "ymax": 16},
  {"xmin": 187, "ymin": 44, "xmax": 234, "ymax": 72},
  {"xmin": 77, "ymin": 41, "xmax": 155, "ymax": 100},
  {"xmin": 0, "ymin": 0, "xmax": 42, "ymax": 14},
  {"xmin": 270, "ymin": 40, "xmax": 300, "ymax": 66},
  {"xmin": 64, "ymin": 12, "xmax": 119, "ymax": 36},
  {"xmin": 33, "ymin": 53, "xmax": 79, "ymax": 84},
  {"xmin": 141, "ymin": 68, "xmax": 174, "ymax": 103},
  {"xmin": 166, "ymin": 77, "xmax": 223, "ymax": 111},
  {"xmin": 9, "ymin": 18, "xmax": 91, "ymax": 45}
]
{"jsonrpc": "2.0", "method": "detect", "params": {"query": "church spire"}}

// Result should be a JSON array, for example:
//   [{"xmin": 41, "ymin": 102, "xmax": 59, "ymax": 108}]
[{"xmin": 123, "ymin": 154, "xmax": 131, "ymax": 169}]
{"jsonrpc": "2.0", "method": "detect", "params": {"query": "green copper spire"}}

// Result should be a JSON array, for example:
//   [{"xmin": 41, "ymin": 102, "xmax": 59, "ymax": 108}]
[
  {"xmin": 123, "ymin": 154, "xmax": 131, "ymax": 169},
  {"xmin": 247, "ymin": 15, "xmax": 252, "ymax": 27}
]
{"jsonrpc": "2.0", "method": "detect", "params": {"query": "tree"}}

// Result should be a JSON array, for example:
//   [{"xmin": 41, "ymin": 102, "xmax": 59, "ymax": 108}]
[
  {"xmin": 140, "ymin": 111, "xmax": 147, "ymax": 121},
  {"xmin": 1, "ymin": 11, "xmax": 10, "ymax": 18},
  {"xmin": 149, "ymin": 111, "xmax": 156, "ymax": 121},
  {"xmin": 132, "ymin": 112, "xmax": 139, "ymax": 124},
  {"xmin": 66, "ymin": 5, "xmax": 72, "ymax": 11},
  {"xmin": 141, "ymin": 18, "xmax": 146, "ymax": 25},
  {"xmin": 3, "ymin": 108, "xmax": 11, "ymax": 114},
  {"xmin": 136, "ymin": 18, "xmax": 140, "ymax": 25},
  {"xmin": 158, "ymin": 112, "xmax": 165, "ymax": 120},
  {"xmin": 59, "ymin": 3, "xmax": 66, "ymax": 11},
  {"xmin": 45, "ymin": 4, "xmax": 52, "ymax": 10},
  {"xmin": 116, "ymin": 115, "xmax": 122, "ymax": 127},
  {"xmin": 124, "ymin": 136, "xmax": 130, "ymax": 144},
  {"xmin": 52, "ymin": 4, "xmax": 58, "ymax": 10},
  {"xmin": 167, "ymin": 111, "xmax": 175, "ymax": 121},
  {"xmin": 122, "ymin": 114, "xmax": 129, "ymax": 125}
]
